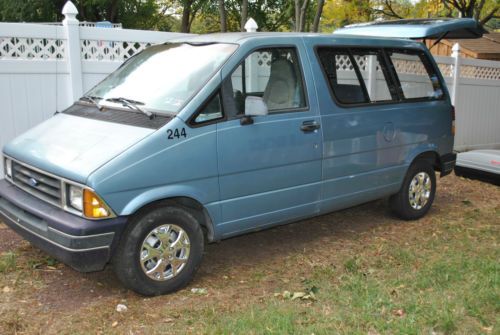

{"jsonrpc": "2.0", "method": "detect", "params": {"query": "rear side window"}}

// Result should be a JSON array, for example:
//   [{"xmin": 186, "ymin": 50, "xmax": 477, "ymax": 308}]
[
  {"xmin": 317, "ymin": 48, "xmax": 368, "ymax": 104},
  {"xmin": 352, "ymin": 50, "xmax": 393, "ymax": 102},
  {"xmin": 388, "ymin": 50, "xmax": 444, "ymax": 100},
  {"xmin": 317, "ymin": 47, "xmax": 395, "ymax": 105}
]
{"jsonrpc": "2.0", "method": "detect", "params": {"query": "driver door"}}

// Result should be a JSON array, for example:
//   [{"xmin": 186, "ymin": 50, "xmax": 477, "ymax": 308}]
[{"xmin": 215, "ymin": 45, "xmax": 323, "ymax": 238}]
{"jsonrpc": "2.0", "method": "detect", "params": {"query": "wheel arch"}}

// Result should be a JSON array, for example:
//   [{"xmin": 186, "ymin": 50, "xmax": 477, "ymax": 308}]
[
  {"xmin": 405, "ymin": 144, "xmax": 442, "ymax": 172},
  {"xmin": 410, "ymin": 151, "xmax": 442, "ymax": 171},
  {"xmin": 125, "ymin": 196, "xmax": 216, "ymax": 243}
]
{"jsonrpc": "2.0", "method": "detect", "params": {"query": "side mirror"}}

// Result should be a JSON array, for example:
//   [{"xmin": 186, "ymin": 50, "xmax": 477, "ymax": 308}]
[{"xmin": 245, "ymin": 96, "xmax": 268, "ymax": 117}]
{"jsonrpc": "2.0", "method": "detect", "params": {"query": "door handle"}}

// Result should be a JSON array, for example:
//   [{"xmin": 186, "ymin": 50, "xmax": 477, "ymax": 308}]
[{"xmin": 301, "ymin": 121, "xmax": 321, "ymax": 132}]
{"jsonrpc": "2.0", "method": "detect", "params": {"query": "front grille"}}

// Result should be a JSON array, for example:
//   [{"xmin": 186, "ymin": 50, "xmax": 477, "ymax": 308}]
[{"xmin": 11, "ymin": 162, "xmax": 62, "ymax": 207}]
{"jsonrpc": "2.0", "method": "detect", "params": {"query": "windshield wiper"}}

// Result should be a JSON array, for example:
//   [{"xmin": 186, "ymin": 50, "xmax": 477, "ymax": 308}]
[
  {"xmin": 80, "ymin": 95, "xmax": 103, "ymax": 110},
  {"xmin": 105, "ymin": 97, "xmax": 154, "ymax": 119}
]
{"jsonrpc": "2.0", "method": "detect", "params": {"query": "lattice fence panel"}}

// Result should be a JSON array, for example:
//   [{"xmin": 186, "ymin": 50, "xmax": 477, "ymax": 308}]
[
  {"xmin": 437, "ymin": 63, "xmax": 453, "ymax": 77},
  {"xmin": 460, "ymin": 65, "xmax": 500, "ymax": 80},
  {"xmin": 0, "ymin": 37, "xmax": 65, "ymax": 60},
  {"xmin": 392, "ymin": 59, "xmax": 428, "ymax": 76},
  {"xmin": 336, "ymin": 55, "xmax": 355, "ymax": 71},
  {"xmin": 353, "ymin": 55, "xmax": 382, "ymax": 72},
  {"xmin": 256, "ymin": 52, "xmax": 272, "ymax": 67},
  {"xmin": 81, "ymin": 40, "xmax": 151, "ymax": 61},
  {"xmin": 334, "ymin": 55, "xmax": 383, "ymax": 72}
]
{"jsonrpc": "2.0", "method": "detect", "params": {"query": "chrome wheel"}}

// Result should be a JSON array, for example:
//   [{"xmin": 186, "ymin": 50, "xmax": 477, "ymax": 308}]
[
  {"xmin": 408, "ymin": 172, "xmax": 432, "ymax": 210},
  {"xmin": 140, "ymin": 224, "xmax": 190, "ymax": 281}
]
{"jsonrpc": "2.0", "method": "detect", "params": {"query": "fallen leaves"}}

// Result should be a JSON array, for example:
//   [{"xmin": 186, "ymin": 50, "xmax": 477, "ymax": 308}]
[
  {"xmin": 190, "ymin": 288, "xmax": 207, "ymax": 295},
  {"xmin": 116, "ymin": 304, "xmax": 128, "ymax": 313},
  {"xmin": 274, "ymin": 290, "xmax": 316, "ymax": 301},
  {"xmin": 392, "ymin": 309, "xmax": 405, "ymax": 317},
  {"xmin": 481, "ymin": 326, "xmax": 493, "ymax": 334}
]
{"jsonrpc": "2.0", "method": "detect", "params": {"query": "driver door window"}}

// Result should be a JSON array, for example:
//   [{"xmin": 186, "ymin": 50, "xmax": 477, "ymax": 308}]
[{"xmin": 229, "ymin": 47, "xmax": 307, "ymax": 115}]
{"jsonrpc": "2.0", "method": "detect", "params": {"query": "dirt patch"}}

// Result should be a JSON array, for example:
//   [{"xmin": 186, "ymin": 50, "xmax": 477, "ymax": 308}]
[{"xmin": 0, "ymin": 224, "xmax": 21, "ymax": 254}]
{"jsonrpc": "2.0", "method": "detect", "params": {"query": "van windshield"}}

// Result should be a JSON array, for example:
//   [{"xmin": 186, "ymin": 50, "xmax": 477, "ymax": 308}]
[{"xmin": 85, "ymin": 42, "xmax": 238, "ymax": 114}]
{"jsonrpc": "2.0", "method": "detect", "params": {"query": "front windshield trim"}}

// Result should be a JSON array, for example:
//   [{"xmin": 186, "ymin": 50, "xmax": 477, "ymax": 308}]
[{"xmin": 85, "ymin": 42, "xmax": 239, "ymax": 116}]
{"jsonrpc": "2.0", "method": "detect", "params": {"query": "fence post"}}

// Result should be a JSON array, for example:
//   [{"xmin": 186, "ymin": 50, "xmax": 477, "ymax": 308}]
[
  {"xmin": 62, "ymin": 1, "xmax": 83, "ymax": 105},
  {"xmin": 244, "ymin": 18, "xmax": 258, "ymax": 32},
  {"xmin": 366, "ymin": 55, "xmax": 377, "ymax": 98},
  {"xmin": 451, "ymin": 43, "xmax": 461, "ymax": 106},
  {"xmin": 244, "ymin": 18, "xmax": 259, "ymax": 91}
]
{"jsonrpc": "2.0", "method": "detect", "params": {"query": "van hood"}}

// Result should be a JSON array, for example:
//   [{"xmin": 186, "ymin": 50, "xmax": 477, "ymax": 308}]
[{"xmin": 3, "ymin": 114, "xmax": 155, "ymax": 184}]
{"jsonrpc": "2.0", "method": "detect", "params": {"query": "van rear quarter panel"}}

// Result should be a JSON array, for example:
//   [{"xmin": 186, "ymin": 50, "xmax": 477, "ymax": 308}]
[{"xmin": 304, "ymin": 38, "xmax": 453, "ymax": 212}]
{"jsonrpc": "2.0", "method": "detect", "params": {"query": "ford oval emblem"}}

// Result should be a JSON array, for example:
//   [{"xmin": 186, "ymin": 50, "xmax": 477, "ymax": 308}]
[{"xmin": 28, "ymin": 177, "xmax": 39, "ymax": 187}]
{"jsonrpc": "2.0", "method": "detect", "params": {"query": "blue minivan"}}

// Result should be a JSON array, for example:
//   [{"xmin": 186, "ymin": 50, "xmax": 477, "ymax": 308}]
[{"xmin": 0, "ymin": 19, "xmax": 484, "ymax": 295}]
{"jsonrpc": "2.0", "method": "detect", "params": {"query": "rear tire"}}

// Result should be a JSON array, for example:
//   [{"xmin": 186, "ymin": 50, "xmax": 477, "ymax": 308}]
[
  {"xmin": 113, "ymin": 205, "xmax": 204, "ymax": 296},
  {"xmin": 390, "ymin": 160, "xmax": 436, "ymax": 220}
]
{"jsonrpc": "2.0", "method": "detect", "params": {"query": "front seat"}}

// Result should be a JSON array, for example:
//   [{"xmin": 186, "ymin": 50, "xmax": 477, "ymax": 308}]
[{"xmin": 263, "ymin": 59, "xmax": 297, "ymax": 110}]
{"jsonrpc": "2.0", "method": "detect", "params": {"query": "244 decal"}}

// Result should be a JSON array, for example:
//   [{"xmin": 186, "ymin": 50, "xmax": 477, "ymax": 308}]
[{"xmin": 167, "ymin": 128, "xmax": 187, "ymax": 140}]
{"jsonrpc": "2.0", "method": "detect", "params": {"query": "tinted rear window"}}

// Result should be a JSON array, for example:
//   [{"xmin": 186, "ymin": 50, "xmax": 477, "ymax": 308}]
[
  {"xmin": 316, "ymin": 47, "xmax": 444, "ymax": 106},
  {"xmin": 388, "ymin": 50, "xmax": 444, "ymax": 100},
  {"xmin": 317, "ymin": 48, "xmax": 368, "ymax": 104},
  {"xmin": 316, "ymin": 47, "xmax": 396, "ymax": 105}
]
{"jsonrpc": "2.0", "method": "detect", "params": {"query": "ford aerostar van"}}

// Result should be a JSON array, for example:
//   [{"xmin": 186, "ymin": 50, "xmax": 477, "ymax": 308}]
[{"xmin": 0, "ymin": 19, "xmax": 484, "ymax": 295}]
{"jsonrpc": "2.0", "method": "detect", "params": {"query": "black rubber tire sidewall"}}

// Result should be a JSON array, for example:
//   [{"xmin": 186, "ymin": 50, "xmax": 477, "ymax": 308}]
[
  {"xmin": 390, "ymin": 160, "xmax": 436, "ymax": 220},
  {"xmin": 113, "ymin": 205, "xmax": 204, "ymax": 296}
]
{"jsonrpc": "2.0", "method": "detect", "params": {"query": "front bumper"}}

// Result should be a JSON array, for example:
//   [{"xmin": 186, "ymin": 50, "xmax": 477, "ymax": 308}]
[{"xmin": 0, "ymin": 179, "xmax": 127, "ymax": 272}]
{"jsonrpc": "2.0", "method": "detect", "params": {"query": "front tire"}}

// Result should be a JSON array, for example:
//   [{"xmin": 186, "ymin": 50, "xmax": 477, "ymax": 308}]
[
  {"xmin": 390, "ymin": 160, "xmax": 436, "ymax": 220},
  {"xmin": 113, "ymin": 205, "xmax": 204, "ymax": 296}
]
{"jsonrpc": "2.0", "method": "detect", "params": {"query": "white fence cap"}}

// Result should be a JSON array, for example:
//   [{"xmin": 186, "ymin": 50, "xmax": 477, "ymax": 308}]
[{"xmin": 245, "ymin": 18, "xmax": 258, "ymax": 32}]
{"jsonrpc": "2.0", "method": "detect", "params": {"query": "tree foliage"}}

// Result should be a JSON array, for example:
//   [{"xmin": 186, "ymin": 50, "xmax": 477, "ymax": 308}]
[
  {"xmin": 0, "ymin": 0, "xmax": 498, "ymax": 32},
  {"xmin": 0, "ymin": 0, "xmax": 176, "ymax": 30},
  {"xmin": 321, "ymin": 0, "xmax": 372, "ymax": 30},
  {"xmin": 370, "ymin": 0, "xmax": 499, "ymax": 26}
]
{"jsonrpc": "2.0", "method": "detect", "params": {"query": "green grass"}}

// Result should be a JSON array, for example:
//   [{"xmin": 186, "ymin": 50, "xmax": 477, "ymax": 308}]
[
  {"xmin": 0, "ymin": 251, "xmax": 16, "ymax": 273},
  {"xmin": 26, "ymin": 255, "xmax": 59, "ymax": 269},
  {"xmin": 185, "ymin": 255, "xmax": 497, "ymax": 334},
  {"xmin": 167, "ymin": 208, "xmax": 499, "ymax": 335}
]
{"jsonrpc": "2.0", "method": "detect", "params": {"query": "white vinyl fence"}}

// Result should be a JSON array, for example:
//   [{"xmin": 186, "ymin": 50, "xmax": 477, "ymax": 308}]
[
  {"xmin": 435, "ymin": 49, "xmax": 500, "ymax": 151},
  {"xmin": 0, "ymin": 1, "xmax": 499, "ymax": 177},
  {"xmin": 0, "ymin": 1, "xmax": 189, "ymax": 174}
]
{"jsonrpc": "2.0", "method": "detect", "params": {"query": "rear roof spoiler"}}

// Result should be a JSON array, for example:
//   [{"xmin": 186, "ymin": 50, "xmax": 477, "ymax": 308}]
[{"xmin": 334, "ymin": 18, "xmax": 487, "ymax": 40}]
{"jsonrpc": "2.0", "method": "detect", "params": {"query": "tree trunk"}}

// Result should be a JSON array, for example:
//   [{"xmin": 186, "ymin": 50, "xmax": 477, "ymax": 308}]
[
  {"xmin": 474, "ymin": 0, "xmax": 486, "ymax": 20},
  {"xmin": 240, "ymin": 0, "xmax": 248, "ymax": 32},
  {"xmin": 218, "ymin": 0, "xmax": 227, "ymax": 32},
  {"xmin": 181, "ymin": 1, "xmax": 192, "ymax": 33},
  {"xmin": 299, "ymin": 0, "xmax": 309, "ymax": 32},
  {"xmin": 312, "ymin": 0, "xmax": 325, "ymax": 32},
  {"xmin": 295, "ymin": 0, "xmax": 301, "ymax": 32},
  {"xmin": 107, "ymin": 0, "xmax": 120, "ymax": 22}
]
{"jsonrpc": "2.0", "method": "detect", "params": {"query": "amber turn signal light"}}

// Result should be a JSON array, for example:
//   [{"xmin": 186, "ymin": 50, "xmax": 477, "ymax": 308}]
[{"xmin": 83, "ymin": 189, "xmax": 112, "ymax": 219}]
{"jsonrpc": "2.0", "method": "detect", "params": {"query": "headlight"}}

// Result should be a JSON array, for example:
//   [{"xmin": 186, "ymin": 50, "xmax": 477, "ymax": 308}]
[
  {"xmin": 68, "ymin": 185, "xmax": 83, "ymax": 211},
  {"xmin": 4, "ymin": 158, "xmax": 12, "ymax": 178},
  {"xmin": 67, "ymin": 185, "xmax": 112, "ymax": 219}
]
